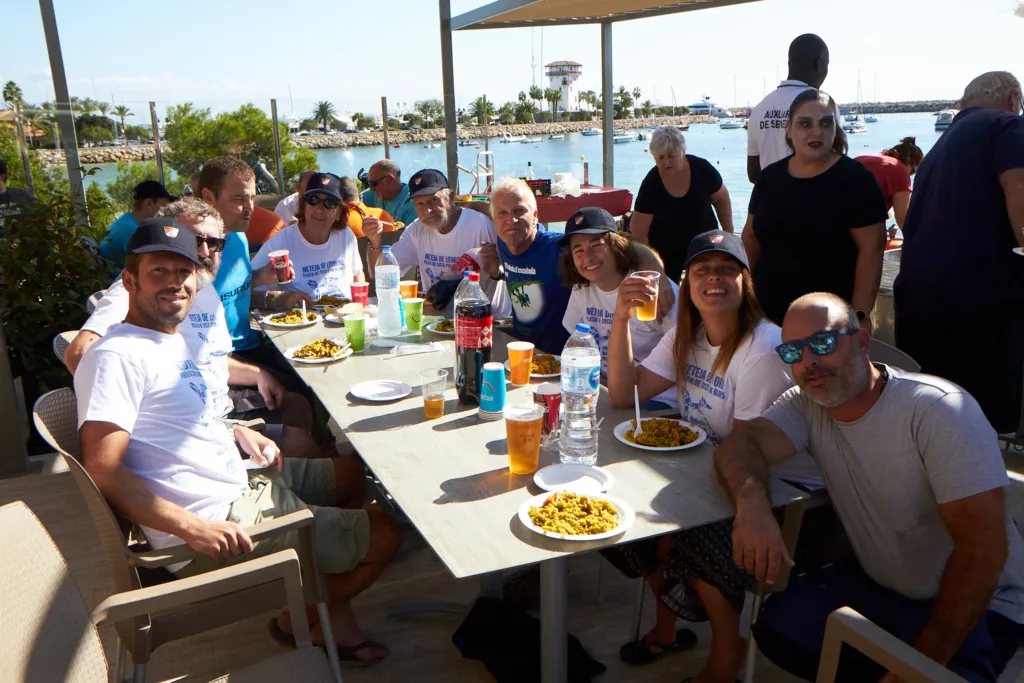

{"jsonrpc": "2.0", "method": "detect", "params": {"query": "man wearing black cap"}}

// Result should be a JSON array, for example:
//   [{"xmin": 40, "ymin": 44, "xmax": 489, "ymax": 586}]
[
  {"xmin": 98, "ymin": 179, "xmax": 177, "ymax": 270},
  {"xmin": 0, "ymin": 157, "xmax": 34, "ymax": 233}
]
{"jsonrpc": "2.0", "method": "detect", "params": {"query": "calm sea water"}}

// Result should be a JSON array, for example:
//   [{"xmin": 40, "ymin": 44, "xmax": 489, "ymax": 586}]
[{"xmin": 84, "ymin": 112, "xmax": 942, "ymax": 230}]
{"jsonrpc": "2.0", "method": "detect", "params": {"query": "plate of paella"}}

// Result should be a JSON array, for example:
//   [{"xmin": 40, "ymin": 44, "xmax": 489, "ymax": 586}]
[
  {"xmin": 518, "ymin": 491, "xmax": 634, "ymax": 542},
  {"xmin": 261, "ymin": 309, "xmax": 320, "ymax": 329},
  {"xmin": 284, "ymin": 337, "xmax": 353, "ymax": 364},
  {"xmin": 503, "ymin": 353, "xmax": 561, "ymax": 379},
  {"xmin": 613, "ymin": 418, "xmax": 707, "ymax": 452}
]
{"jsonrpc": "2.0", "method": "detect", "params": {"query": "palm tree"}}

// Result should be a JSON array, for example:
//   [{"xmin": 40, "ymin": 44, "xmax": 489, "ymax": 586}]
[
  {"xmin": 641, "ymin": 100, "xmax": 654, "ymax": 119},
  {"xmin": 114, "ymin": 105, "xmax": 132, "ymax": 139},
  {"xmin": 96, "ymin": 101, "xmax": 110, "ymax": 117},
  {"xmin": 632, "ymin": 87, "xmax": 642, "ymax": 103},
  {"xmin": 312, "ymin": 101, "xmax": 337, "ymax": 132},
  {"xmin": 468, "ymin": 96, "xmax": 494, "ymax": 125},
  {"xmin": 2, "ymin": 81, "xmax": 23, "ymax": 107},
  {"xmin": 40, "ymin": 101, "xmax": 61, "ymax": 150},
  {"xmin": 544, "ymin": 87, "xmax": 561, "ymax": 119},
  {"xmin": 529, "ymin": 85, "xmax": 544, "ymax": 110},
  {"xmin": 518, "ymin": 91, "xmax": 528, "ymax": 104}
]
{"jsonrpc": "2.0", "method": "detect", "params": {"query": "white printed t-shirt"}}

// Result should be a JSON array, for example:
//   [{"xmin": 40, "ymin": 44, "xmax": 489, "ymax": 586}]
[
  {"xmin": 81, "ymin": 280, "xmax": 234, "ymax": 420},
  {"xmin": 747, "ymin": 80, "xmax": 843, "ymax": 170},
  {"xmin": 274, "ymin": 192, "xmax": 300, "ymax": 226},
  {"xmin": 562, "ymin": 279, "xmax": 680, "ymax": 407},
  {"xmin": 641, "ymin": 319, "xmax": 822, "ymax": 488},
  {"xmin": 74, "ymin": 323, "xmax": 248, "ymax": 553},
  {"xmin": 252, "ymin": 223, "xmax": 362, "ymax": 301},
  {"xmin": 390, "ymin": 208, "xmax": 497, "ymax": 292}
]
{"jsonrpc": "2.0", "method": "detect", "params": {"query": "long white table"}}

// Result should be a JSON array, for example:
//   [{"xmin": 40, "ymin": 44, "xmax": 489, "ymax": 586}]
[{"xmin": 260, "ymin": 317, "xmax": 808, "ymax": 682}]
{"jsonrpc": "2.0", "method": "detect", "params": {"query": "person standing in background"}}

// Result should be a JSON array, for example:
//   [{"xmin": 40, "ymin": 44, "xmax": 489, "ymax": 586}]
[
  {"xmin": 856, "ymin": 137, "xmax": 924, "ymax": 230},
  {"xmin": 98, "ymin": 180, "xmax": 176, "ymax": 270}
]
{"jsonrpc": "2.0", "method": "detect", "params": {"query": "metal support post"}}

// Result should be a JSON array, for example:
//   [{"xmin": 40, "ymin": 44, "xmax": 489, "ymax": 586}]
[
  {"xmin": 270, "ymin": 99, "xmax": 285, "ymax": 194},
  {"xmin": 540, "ymin": 558, "xmax": 568, "ymax": 683},
  {"xmin": 439, "ymin": 0, "xmax": 459, "ymax": 192},
  {"xmin": 149, "ymin": 102, "xmax": 164, "ymax": 185},
  {"xmin": 600, "ymin": 21, "xmax": 614, "ymax": 188},
  {"xmin": 381, "ymin": 96, "xmax": 390, "ymax": 159}
]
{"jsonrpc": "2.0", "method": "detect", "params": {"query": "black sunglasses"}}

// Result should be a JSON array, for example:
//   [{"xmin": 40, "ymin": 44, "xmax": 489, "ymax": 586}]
[
  {"xmin": 195, "ymin": 235, "xmax": 226, "ymax": 253},
  {"xmin": 306, "ymin": 195, "xmax": 340, "ymax": 210},
  {"xmin": 775, "ymin": 329, "xmax": 858, "ymax": 365},
  {"xmin": 366, "ymin": 174, "xmax": 392, "ymax": 189}
]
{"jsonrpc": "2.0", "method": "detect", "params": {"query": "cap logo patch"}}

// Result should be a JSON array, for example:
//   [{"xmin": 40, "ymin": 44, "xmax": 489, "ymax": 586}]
[
  {"xmin": 164, "ymin": 226, "xmax": 179, "ymax": 238},
  {"xmin": 710, "ymin": 234, "xmax": 724, "ymax": 244},
  {"xmin": 414, "ymin": 177, "xmax": 422, "ymax": 185},
  {"xmin": 575, "ymin": 215, "xmax": 584, "ymax": 225}
]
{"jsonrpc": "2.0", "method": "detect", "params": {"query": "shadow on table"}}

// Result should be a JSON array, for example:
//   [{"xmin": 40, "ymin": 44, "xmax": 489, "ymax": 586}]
[
  {"xmin": 344, "ymin": 403, "xmax": 425, "ymax": 432},
  {"xmin": 430, "ymin": 404, "xmax": 494, "ymax": 432},
  {"xmin": 507, "ymin": 515, "xmax": 621, "ymax": 553},
  {"xmin": 434, "ymin": 467, "xmax": 532, "ymax": 504}
]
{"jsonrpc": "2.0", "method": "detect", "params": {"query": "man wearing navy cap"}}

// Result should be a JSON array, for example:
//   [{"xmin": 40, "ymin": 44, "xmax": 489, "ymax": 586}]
[{"xmin": 98, "ymin": 180, "xmax": 177, "ymax": 271}]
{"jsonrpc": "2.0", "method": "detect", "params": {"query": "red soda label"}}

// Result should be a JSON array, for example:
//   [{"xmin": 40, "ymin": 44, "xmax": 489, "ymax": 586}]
[{"xmin": 456, "ymin": 315, "xmax": 493, "ymax": 348}]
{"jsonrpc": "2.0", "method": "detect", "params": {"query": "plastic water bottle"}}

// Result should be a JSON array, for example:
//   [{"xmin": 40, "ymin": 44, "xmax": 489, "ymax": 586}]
[
  {"xmin": 376, "ymin": 245, "xmax": 402, "ymax": 338},
  {"xmin": 559, "ymin": 323, "xmax": 601, "ymax": 466}
]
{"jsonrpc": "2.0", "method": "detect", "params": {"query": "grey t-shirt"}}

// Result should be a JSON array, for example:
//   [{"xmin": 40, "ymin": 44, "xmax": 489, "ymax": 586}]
[{"xmin": 764, "ymin": 365, "xmax": 1024, "ymax": 624}]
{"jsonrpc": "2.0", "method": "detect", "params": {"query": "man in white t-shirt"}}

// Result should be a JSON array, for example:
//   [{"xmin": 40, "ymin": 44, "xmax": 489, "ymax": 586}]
[
  {"xmin": 75, "ymin": 218, "xmax": 401, "ymax": 664},
  {"xmin": 747, "ymin": 34, "xmax": 838, "ymax": 183},
  {"xmin": 362, "ymin": 168, "xmax": 507, "ymax": 315},
  {"xmin": 64, "ymin": 199, "xmax": 320, "ymax": 459},
  {"xmin": 273, "ymin": 171, "xmax": 315, "ymax": 227}
]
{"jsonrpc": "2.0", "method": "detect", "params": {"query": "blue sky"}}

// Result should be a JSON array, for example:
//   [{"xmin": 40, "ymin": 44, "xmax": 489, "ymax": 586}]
[{"xmin": 4, "ymin": 0, "xmax": 1023, "ymax": 124}]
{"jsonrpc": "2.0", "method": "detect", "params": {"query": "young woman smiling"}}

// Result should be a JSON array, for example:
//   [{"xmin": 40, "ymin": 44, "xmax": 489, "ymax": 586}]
[
  {"xmin": 741, "ymin": 89, "xmax": 887, "ymax": 327},
  {"xmin": 252, "ymin": 172, "xmax": 366, "ymax": 310}
]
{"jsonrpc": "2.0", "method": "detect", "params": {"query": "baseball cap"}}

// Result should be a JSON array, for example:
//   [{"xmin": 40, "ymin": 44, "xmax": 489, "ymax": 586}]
[
  {"xmin": 133, "ymin": 180, "xmax": 177, "ymax": 202},
  {"xmin": 407, "ymin": 169, "xmax": 449, "ymax": 198},
  {"xmin": 126, "ymin": 217, "xmax": 201, "ymax": 265},
  {"xmin": 557, "ymin": 206, "xmax": 618, "ymax": 246},
  {"xmin": 303, "ymin": 172, "xmax": 343, "ymax": 201},
  {"xmin": 683, "ymin": 230, "xmax": 749, "ymax": 270}
]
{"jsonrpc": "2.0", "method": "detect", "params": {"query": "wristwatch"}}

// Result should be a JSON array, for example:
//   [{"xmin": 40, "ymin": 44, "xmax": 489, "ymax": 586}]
[{"xmin": 855, "ymin": 310, "xmax": 868, "ymax": 323}]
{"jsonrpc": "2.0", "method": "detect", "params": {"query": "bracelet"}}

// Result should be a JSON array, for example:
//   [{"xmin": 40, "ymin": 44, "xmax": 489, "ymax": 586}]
[{"xmin": 368, "ymin": 243, "xmax": 382, "ymax": 251}]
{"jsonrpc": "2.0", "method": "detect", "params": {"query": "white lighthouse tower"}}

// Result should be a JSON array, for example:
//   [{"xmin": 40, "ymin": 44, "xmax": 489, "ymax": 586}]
[{"xmin": 545, "ymin": 61, "xmax": 582, "ymax": 113}]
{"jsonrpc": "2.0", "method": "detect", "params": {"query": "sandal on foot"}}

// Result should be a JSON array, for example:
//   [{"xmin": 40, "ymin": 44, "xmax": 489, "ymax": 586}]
[
  {"xmin": 268, "ymin": 618, "xmax": 387, "ymax": 666},
  {"xmin": 620, "ymin": 628, "xmax": 698, "ymax": 665}
]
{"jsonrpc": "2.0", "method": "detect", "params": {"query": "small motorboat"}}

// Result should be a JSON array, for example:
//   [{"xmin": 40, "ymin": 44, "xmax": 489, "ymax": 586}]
[
  {"xmin": 934, "ymin": 109, "xmax": 957, "ymax": 132},
  {"xmin": 422, "ymin": 142, "xmax": 441, "ymax": 149},
  {"xmin": 636, "ymin": 132, "xmax": 648, "ymax": 141},
  {"xmin": 719, "ymin": 118, "xmax": 744, "ymax": 130},
  {"xmin": 864, "ymin": 114, "xmax": 879, "ymax": 123},
  {"xmin": 676, "ymin": 124, "xmax": 690, "ymax": 132},
  {"xmin": 521, "ymin": 137, "xmax": 542, "ymax": 144},
  {"xmin": 548, "ymin": 134, "xmax": 564, "ymax": 140},
  {"xmin": 393, "ymin": 143, "xmax": 401, "ymax": 148},
  {"xmin": 582, "ymin": 128, "xmax": 601, "ymax": 136},
  {"xmin": 613, "ymin": 134, "xmax": 634, "ymax": 144},
  {"xmin": 843, "ymin": 121, "xmax": 868, "ymax": 134},
  {"xmin": 458, "ymin": 140, "xmax": 480, "ymax": 147},
  {"xmin": 501, "ymin": 133, "xmax": 525, "ymax": 143}
]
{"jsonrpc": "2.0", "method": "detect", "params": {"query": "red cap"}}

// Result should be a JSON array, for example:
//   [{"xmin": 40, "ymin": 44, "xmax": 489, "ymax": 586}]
[{"xmin": 468, "ymin": 272, "xmax": 480, "ymax": 282}]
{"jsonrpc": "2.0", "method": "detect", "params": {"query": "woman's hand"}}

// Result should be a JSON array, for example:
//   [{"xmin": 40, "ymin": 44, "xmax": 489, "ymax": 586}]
[{"xmin": 615, "ymin": 274, "xmax": 657, "ymax": 318}]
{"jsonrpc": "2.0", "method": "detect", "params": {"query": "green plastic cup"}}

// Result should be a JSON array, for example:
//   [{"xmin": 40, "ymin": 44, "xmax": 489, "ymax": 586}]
[
  {"xmin": 343, "ymin": 314, "xmax": 366, "ymax": 352},
  {"xmin": 404, "ymin": 297, "xmax": 425, "ymax": 333}
]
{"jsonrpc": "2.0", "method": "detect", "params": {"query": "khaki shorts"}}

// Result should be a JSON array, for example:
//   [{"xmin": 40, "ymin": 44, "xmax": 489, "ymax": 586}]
[{"xmin": 177, "ymin": 458, "xmax": 370, "ymax": 577}]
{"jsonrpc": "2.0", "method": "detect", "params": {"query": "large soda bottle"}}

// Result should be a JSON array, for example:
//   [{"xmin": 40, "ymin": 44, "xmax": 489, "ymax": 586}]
[
  {"xmin": 375, "ymin": 245, "xmax": 402, "ymax": 338},
  {"xmin": 559, "ymin": 323, "xmax": 601, "ymax": 466},
  {"xmin": 455, "ymin": 272, "xmax": 492, "ymax": 405}
]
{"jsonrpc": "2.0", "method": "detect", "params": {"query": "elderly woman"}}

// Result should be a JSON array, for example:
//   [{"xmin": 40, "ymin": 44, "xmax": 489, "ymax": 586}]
[
  {"xmin": 631, "ymin": 126, "xmax": 734, "ymax": 282},
  {"xmin": 252, "ymin": 172, "xmax": 365, "ymax": 310}
]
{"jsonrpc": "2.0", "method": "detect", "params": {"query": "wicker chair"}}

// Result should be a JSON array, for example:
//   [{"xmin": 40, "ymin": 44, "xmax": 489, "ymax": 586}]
[
  {"xmin": 32, "ymin": 387, "xmax": 81, "ymax": 461},
  {"xmin": 53, "ymin": 330, "xmax": 80, "ymax": 366},
  {"xmin": 0, "ymin": 501, "xmax": 338, "ymax": 683},
  {"xmin": 86, "ymin": 289, "xmax": 106, "ymax": 314}
]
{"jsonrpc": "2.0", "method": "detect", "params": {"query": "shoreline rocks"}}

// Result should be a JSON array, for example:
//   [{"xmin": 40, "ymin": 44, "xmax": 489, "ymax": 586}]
[{"xmin": 35, "ymin": 145, "xmax": 165, "ymax": 166}]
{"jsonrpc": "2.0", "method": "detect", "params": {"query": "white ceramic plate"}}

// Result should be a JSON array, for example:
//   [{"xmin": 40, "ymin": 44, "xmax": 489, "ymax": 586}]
[
  {"xmin": 285, "ymin": 338, "xmax": 352, "ymax": 365},
  {"xmin": 503, "ymin": 354, "xmax": 561, "ymax": 379},
  {"xmin": 518, "ymin": 491, "xmax": 634, "ymax": 542},
  {"xmin": 612, "ymin": 418, "xmax": 708, "ymax": 452},
  {"xmin": 261, "ymin": 310, "xmax": 321, "ymax": 329},
  {"xmin": 424, "ymin": 319, "xmax": 455, "ymax": 336},
  {"xmin": 533, "ymin": 464, "xmax": 613, "ymax": 494},
  {"xmin": 350, "ymin": 379, "xmax": 412, "ymax": 402}
]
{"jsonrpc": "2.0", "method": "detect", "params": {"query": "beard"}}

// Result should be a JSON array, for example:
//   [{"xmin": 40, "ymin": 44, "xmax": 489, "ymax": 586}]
[
  {"xmin": 421, "ymin": 205, "xmax": 451, "ymax": 230},
  {"xmin": 797, "ymin": 355, "xmax": 871, "ymax": 408},
  {"xmin": 196, "ymin": 254, "xmax": 220, "ymax": 290}
]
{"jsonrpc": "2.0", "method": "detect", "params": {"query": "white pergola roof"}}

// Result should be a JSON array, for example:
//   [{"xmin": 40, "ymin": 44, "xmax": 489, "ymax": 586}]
[{"xmin": 452, "ymin": 0, "xmax": 759, "ymax": 30}]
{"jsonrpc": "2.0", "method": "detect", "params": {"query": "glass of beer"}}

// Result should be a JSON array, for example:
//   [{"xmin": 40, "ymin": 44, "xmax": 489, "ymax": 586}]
[
  {"xmin": 504, "ymin": 403, "xmax": 544, "ymax": 475},
  {"xmin": 420, "ymin": 368, "xmax": 448, "ymax": 419},
  {"xmin": 630, "ymin": 270, "xmax": 661, "ymax": 322},
  {"xmin": 506, "ymin": 341, "xmax": 535, "ymax": 386},
  {"xmin": 400, "ymin": 280, "xmax": 419, "ymax": 299}
]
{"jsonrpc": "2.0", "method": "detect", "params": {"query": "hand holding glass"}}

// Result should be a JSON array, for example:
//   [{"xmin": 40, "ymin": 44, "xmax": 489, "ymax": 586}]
[{"xmin": 629, "ymin": 271, "xmax": 661, "ymax": 322}]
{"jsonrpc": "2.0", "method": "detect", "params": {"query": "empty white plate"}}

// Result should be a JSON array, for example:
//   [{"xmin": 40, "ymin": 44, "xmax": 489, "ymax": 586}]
[
  {"xmin": 350, "ymin": 380, "xmax": 412, "ymax": 402},
  {"xmin": 533, "ymin": 464, "xmax": 613, "ymax": 494}
]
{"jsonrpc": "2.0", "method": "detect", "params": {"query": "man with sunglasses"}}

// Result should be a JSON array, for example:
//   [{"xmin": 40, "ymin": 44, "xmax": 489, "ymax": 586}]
[
  {"xmin": 360, "ymin": 159, "xmax": 418, "ymax": 227},
  {"xmin": 65, "ymin": 201, "xmax": 321, "ymax": 460},
  {"xmin": 714, "ymin": 292, "xmax": 1024, "ymax": 682}
]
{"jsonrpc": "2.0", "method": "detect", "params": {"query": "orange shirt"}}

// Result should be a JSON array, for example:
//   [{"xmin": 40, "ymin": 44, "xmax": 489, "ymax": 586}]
[
  {"xmin": 345, "ymin": 202, "xmax": 397, "ymax": 238},
  {"xmin": 247, "ymin": 206, "xmax": 286, "ymax": 245}
]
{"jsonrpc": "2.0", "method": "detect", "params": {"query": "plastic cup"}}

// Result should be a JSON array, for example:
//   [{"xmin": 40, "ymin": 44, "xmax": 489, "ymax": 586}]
[
  {"xmin": 343, "ymin": 314, "xmax": 366, "ymax": 352},
  {"xmin": 404, "ymin": 297, "xmax": 425, "ymax": 332},
  {"xmin": 530, "ymin": 382, "xmax": 561, "ymax": 435},
  {"xmin": 504, "ymin": 403, "xmax": 544, "ymax": 475},
  {"xmin": 420, "ymin": 368, "xmax": 448, "ymax": 419},
  {"xmin": 269, "ymin": 249, "xmax": 292, "ymax": 283},
  {"xmin": 507, "ymin": 341, "xmax": 535, "ymax": 386},
  {"xmin": 631, "ymin": 270, "xmax": 661, "ymax": 322},
  {"xmin": 350, "ymin": 281, "xmax": 369, "ymax": 306},
  {"xmin": 400, "ymin": 280, "xmax": 419, "ymax": 299},
  {"xmin": 480, "ymin": 362, "xmax": 507, "ymax": 415}
]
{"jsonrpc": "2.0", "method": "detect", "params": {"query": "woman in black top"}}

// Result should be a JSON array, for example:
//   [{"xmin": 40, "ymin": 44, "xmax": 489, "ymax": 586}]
[
  {"xmin": 632, "ymin": 126, "xmax": 734, "ymax": 282},
  {"xmin": 742, "ymin": 89, "xmax": 887, "ymax": 326}
]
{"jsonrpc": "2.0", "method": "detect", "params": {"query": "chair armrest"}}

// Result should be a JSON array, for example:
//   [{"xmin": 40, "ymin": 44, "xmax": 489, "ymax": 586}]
[
  {"xmin": 815, "ymin": 607, "xmax": 967, "ymax": 683},
  {"xmin": 130, "ymin": 509, "xmax": 315, "ymax": 569},
  {"xmin": 93, "ymin": 549, "xmax": 314, "ymax": 648}
]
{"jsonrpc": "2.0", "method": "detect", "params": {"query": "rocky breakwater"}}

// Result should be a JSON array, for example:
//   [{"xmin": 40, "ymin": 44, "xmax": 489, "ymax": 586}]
[
  {"xmin": 294, "ymin": 115, "xmax": 715, "ymax": 149},
  {"xmin": 35, "ymin": 144, "xmax": 163, "ymax": 166}
]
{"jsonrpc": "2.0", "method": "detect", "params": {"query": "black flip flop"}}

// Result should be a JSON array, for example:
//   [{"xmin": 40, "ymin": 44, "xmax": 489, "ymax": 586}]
[
  {"xmin": 620, "ymin": 628, "xmax": 698, "ymax": 665},
  {"xmin": 267, "ymin": 618, "xmax": 387, "ymax": 667}
]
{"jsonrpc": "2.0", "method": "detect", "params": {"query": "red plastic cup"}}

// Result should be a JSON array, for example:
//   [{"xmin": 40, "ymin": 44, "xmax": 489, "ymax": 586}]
[
  {"xmin": 531, "ymin": 382, "xmax": 561, "ymax": 435},
  {"xmin": 350, "ymin": 281, "xmax": 369, "ymax": 305},
  {"xmin": 269, "ymin": 249, "xmax": 292, "ymax": 283}
]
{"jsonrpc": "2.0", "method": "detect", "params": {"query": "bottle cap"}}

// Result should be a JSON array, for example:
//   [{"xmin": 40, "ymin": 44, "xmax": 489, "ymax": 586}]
[
  {"xmin": 382, "ymin": 245, "xmax": 391, "ymax": 251},
  {"xmin": 575, "ymin": 323, "xmax": 591, "ymax": 333},
  {"xmin": 468, "ymin": 272, "xmax": 480, "ymax": 282}
]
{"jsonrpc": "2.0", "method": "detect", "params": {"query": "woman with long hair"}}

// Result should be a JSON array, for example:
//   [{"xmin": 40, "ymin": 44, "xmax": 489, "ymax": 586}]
[
  {"xmin": 856, "ymin": 136, "xmax": 924, "ymax": 229},
  {"xmin": 604, "ymin": 230, "xmax": 818, "ymax": 682},
  {"xmin": 252, "ymin": 172, "xmax": 365, "ymax": 310},
  {"xmin": 742, "ymin": 89, "xmax": 887, "ymax": 327}
]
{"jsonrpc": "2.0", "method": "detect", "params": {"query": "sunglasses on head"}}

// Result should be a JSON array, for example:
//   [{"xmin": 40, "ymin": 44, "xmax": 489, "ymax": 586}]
[
  {"xmin": 306, "ymin": 195, "xmax": 340, "ymax": 210},
  {"xmin": 366, "ymin": 174, "xmax": 391, "ymax": 189},
  {"xmin": 775, "ymin": 329, "xmax": 859, "ymax": 365},
  {"xmin": 195, "ymin": 235, "xmax": 226, "ymax": 253}
]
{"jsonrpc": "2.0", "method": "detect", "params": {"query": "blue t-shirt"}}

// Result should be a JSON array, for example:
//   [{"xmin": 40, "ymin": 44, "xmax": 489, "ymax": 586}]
[
  {"xmin": 361, "ymin": 183, "xmax": 418, "ymax": 226},
  {"xmin": 896, "ymin": 107, "xmax": 1024, "ymax": 316},
  {"xmin": 497, "ymin": 230, "xmax": 572, "ymax": 354},
  {"xmin": 98, "ymin": 212, "xmax": 140, "ymax": 270},
  {"xmin": 214, "ymin": 232, "xmax": 261, "ymax": 351}
]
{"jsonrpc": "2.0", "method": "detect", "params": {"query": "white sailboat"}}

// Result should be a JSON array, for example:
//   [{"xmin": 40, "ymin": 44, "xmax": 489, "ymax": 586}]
[
  {"xmin": 864, "ymin": 73, "xmax": 879, "ymax": 123},
  {"xmin": 844, "ymin": 71, "xmax": 869, "ymax": 131}
]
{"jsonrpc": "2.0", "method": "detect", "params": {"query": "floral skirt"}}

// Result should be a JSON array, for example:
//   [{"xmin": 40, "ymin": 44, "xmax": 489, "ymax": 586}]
[{"xmin": 601, "ymin": 519, "xmax": 753, "ymax": 622}]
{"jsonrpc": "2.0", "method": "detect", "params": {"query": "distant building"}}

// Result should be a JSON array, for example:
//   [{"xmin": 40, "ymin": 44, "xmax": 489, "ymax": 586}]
[{"xmin": 545, "ymin": 61, "xmax": 582, "ymax": 113}]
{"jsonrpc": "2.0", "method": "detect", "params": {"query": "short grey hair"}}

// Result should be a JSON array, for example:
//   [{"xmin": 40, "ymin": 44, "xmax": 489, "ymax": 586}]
[
  {"xmin": 789, "ymin": 292, "xmax": 860, "ymax": 329},
  {"xmin": 649, "ymin": 126, "xmax": 686, "ymax": 157},
  {"xmin": 961, "ymin": 71, "xmax": 1022, "ymax": 109},
  {"xmin": 158, "ymin": 197, "xmax": 224, "ymax": 236},
  {"xmin": 490, "ymin": 176, "xmax": 537, "ymax": 211},
  {"xmin": 339, "ymin": 176, "xmax": 360, "ymax": 202},
  {"xmin": 372, "ymin": 158, "xmax": 401, "ymax": 180}
]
